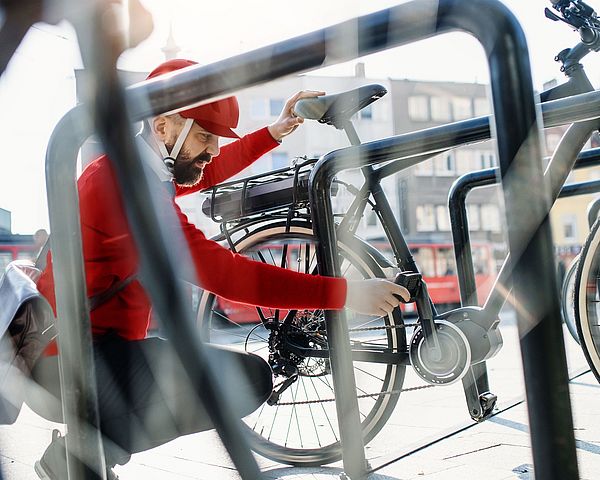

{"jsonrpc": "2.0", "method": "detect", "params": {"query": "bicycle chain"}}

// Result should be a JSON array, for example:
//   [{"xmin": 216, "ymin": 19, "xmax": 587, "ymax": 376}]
[
  {"xmin": 270, "ymin": 321, "xmax": 427, "ymax": 406},
  {"xmin": 315, "ymin": 322, "xmax": 419, "ymax": 335},
  {"xmin": 273, "ymin": 383, "xmax": 437, "ymax": 406}
]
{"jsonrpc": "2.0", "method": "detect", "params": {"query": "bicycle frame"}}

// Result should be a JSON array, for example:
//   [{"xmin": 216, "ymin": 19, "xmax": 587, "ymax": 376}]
[{"xmin": 206, "ymin": 102, "xmax": 600, "ymax": 408}]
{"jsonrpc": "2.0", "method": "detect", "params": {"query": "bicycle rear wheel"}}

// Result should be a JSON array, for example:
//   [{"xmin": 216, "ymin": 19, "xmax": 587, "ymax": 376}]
[
  {"xmin": 197, "ymin": 222, "xmax": 407, "ymax": 465},
  {"xmin": 574, "ymin": 219, "xmax": 600, "ymax": 381}
]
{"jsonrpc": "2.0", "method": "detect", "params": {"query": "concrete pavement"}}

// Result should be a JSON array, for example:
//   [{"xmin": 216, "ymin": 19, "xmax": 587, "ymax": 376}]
[{"xmin": 1, "ymin": 308, "xmax": 598, "ymax": 479}]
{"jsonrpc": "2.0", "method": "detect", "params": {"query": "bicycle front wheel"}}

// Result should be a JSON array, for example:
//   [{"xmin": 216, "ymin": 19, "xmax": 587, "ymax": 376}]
[
  {"xmin": 575, "ymin": 219, "xmax": 600, "ymax": 381},
  {"xmin": 197, "ymin": 222, "xmax": 407, "ymax": 465}
]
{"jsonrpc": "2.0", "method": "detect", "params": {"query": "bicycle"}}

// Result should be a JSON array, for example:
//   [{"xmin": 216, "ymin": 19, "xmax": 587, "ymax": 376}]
[{"xmin": 195, "ymin": 0, "xmax": 600, "ymax": 466}]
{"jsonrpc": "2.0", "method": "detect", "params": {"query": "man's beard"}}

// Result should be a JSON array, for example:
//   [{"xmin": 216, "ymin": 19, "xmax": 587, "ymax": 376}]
[{"xmin": 166, "ymin": 145, "xmax": 211, "ymax": 185}]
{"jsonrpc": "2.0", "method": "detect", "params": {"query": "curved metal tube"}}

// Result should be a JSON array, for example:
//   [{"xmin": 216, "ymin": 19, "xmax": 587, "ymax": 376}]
[{"xmin": 45, "ymin": 106, "xmax": 107, "ymax": 478}]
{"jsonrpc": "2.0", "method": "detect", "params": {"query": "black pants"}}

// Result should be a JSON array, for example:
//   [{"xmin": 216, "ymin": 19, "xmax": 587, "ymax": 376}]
[{"xmin": 27, "ymin": 335, "xmax": 273, "ymax": 465}]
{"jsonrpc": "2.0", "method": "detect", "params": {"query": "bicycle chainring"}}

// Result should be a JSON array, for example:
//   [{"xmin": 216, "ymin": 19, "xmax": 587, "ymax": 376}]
[{"xmin": 409, "ymin": 319, "xmax": 471, "ymax": 385}]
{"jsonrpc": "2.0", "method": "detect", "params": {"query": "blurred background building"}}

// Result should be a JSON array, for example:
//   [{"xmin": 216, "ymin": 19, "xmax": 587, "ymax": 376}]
[{"xmin": 67, "ymin": 34, "xmax": 600, "ymax": 277}]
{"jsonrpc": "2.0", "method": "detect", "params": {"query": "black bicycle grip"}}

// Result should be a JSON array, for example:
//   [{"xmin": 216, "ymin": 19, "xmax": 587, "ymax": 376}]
[{"xmin": 393, "ymin": 272, "xmax": 422, "ymax": 303}]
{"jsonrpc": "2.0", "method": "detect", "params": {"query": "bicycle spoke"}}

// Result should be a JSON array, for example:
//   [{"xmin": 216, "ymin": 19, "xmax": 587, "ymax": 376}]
[
  {"xmin": 309, "ymin": 375, "xmax": 339, "ymax": 442},
  {"xmin": 301, "ymin": 377, "xmax": 322, "ymax": 447},
  {"xmin": 292, "ymin": 380, "xmax": 303, "ymax": 448},
  {"xmin": 211, "ymin": 309, "xmax": 246, "ymax": 329},
  {"xmin": 355, "ymin": 364, "xmax": 385, "ymax": 383},
  {"xmin": 267, "ymin": 402, "xmax": 280, "ymax": 442},
  {"xmin": 284, "ymin": 381, "xmax": 299, "ymax": 447},
  {"xmin": 252, "ymin": 402, "xmax": 267, "ymax": 431}
]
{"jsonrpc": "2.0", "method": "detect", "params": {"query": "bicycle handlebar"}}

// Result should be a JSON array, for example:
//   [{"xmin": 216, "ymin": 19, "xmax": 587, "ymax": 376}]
[
  {"xmin": 547, "ymin": 0, "xmax": 600, "ymax": 47},
  {"xmin": 544, "ymin": 0, "xmax": 600, "ymax": 77}
]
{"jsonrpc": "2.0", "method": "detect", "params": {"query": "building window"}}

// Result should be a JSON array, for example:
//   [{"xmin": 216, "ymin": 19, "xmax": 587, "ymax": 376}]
[
  {"xmin": 467, "ymin": 204, "xmax": 481, "ymax": 230},
  {"xmin": 455, "ymin": 150, "xmax": 474, "ymax": 175},
  {"xmin": 414, "ymin": 159, "xmax": 433, "ymax": 176},
  {"xmin": 413, "ymin": 247, "xmax": 435, "ymax": 276},
  {"xmin": 430, "ymin": 97, "xmax": 452, "ymax": 122},
  {"xmin": 250, "ymin": 99, "xmax": 267, "ymax": 119},
  {"xmin": 474, "ymin": 97, "xmax": 490, "ymax": 117},
  {"xmin": 452, "ymin": 97, "xmax": 473, "ymax": 120},
  {"xmin": 473, "ymin": 245, "xmax": 492, "ymax": 275},
  {"xmin": 436, "ymin": 247, "xmax": 457, "ymax": 276},
  {"xmin": 477, "ymin": 151, "xmax": 495, "ymax": 169},
  {"xmin": 436, "ymin": 205, "xmax": 451, "ymax": 231},
  {"xmin": 408, "ymin": 96, "xmax": 429, "ymax": 121},
  {"xmin": 270, "ymin": 98, "xmax": 285, "ymax": 117},
  {"xmin": 271, "ymin": 152, "xmax": 288, "ymax": 169},
  {"xmin": 562, "ymin": 214, "xmax": 578, "ymax": 243},
  {"xmin": 359, "ymin": 104, "xmax": 373, "ymax": 120},
  {"xmin": 416, "ymin": 204, "xmax": 436, "ymax": 232},
  {"xmin": 481, "ymin": 204, "xmax": 501, "ymax": 232},
  {"xmin": 434, "ymin": 152, "xmax": 455, "ymax": 176},
  {"xmin": 414, "ymin": 158, "xmax": 434, "ymax": 176},
  {"xmin": 546, "ymin": 132, "xmax": 562, "ymax": 154}
]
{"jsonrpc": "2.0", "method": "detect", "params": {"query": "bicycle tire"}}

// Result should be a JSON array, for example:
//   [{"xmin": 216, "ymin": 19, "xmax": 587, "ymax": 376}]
[
  {"xmin": 197, "ymin": 222, "xmax": 407, "ymax": 466},
  {"xmin": 574, "ymin": 219, "xmax": 600, "ymax": 382},
  {"xmin": 561, "ymin": 255, "xmax": 580, "ymax": 344}
]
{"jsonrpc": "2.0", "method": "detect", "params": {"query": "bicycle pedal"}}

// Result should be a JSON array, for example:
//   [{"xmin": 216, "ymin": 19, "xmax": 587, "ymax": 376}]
[{"xmin": 394, "ymin": 272, "xmax": 422, "ymax": 302}]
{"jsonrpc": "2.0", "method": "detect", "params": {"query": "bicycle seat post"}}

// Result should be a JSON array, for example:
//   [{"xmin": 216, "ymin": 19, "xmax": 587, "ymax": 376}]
[{"xmin": 341, "ymin": 120, "xmax": 362, "ymax": 147}]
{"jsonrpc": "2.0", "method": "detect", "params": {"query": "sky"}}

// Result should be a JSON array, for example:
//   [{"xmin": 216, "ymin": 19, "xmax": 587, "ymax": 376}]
[{"xmin": 0, "ymin": 0, "xmax": 598, "ymax": 234}]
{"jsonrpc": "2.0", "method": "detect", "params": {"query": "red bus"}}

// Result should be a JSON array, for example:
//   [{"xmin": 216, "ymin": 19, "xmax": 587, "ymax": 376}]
[
  {"xmin": 0, "ymin": 234, "xmax": 40, "ymax": 273},
  {"xmin": 397, "ymin": 242, "xmax": 495, "ymax": 315},
  {"xmin": 211, "ymin": 241, "xmax": 497, "ymax": 323}
]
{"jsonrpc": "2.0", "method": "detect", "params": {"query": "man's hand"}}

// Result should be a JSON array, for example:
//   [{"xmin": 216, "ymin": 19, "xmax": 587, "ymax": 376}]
[
  {"xmin": 267, "ymin": 90, "xmax": 325, "ymax": 141},
  {"xmin": 344, "ymin": 278, "xmax": 411, "ymax": 316}
]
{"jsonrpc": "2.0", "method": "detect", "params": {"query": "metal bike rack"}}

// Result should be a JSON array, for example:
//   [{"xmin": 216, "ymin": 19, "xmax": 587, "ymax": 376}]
[
  {"xmin": 38, "ymin": 0, "xmax": 600, "ymax": 478},
  {"xmin": 308, "ymin": 0, "xmax": 581, "ymax": 478},
  {"xmin": 450, "ymin": 120, "xmax": 600, "ymax": 316},
  {"xmin": 449, "ymin": 146, "xmax": 600, "ymax": 307}
]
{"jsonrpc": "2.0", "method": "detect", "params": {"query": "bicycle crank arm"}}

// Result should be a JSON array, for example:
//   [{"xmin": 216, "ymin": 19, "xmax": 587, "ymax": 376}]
[
  {"xmin": 395, "ymin": 273, "xmax": 442, "ymax": 360},
  {"xmin": 415, "ymin": 283, "xmax": 442, "ymax": 361}
]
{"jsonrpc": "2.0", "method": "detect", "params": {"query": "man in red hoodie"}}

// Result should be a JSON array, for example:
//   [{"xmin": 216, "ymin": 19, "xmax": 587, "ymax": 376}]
[{"xmin": 30, "ymin": 59, "xmax": 409, "ymax": 479}]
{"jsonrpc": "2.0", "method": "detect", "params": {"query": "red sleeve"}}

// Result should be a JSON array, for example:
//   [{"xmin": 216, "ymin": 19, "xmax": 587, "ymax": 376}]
[
  {"xmin": 174, "ymin": 203, "xmax": 347, "ymax": 310},
  {"xmin": 175, "ymin": 127, "xmax": 279, "ymax": 197}
]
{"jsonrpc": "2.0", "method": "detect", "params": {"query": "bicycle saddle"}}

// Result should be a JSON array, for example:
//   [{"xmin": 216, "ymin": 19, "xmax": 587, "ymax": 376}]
[{"xmin": 294, "ymin": 84, "xmax": 387, "ymax": 129}]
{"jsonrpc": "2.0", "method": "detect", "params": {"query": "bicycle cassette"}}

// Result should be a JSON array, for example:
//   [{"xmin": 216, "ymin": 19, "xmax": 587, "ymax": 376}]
[{"xmin": 409, "ymin": 320, "xmax": 471, "ymax": 385}]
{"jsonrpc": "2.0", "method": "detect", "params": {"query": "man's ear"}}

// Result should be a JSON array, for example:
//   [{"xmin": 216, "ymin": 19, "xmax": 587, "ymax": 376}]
[{"xmin": 152, "ymin": 116, "xmax": 168, "ymax": 141}]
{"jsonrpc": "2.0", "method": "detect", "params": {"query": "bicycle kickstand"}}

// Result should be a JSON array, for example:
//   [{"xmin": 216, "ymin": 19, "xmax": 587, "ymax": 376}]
[{"xmin": 462, "ymin": 362, "xmax": 498, "ymax": 422}]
